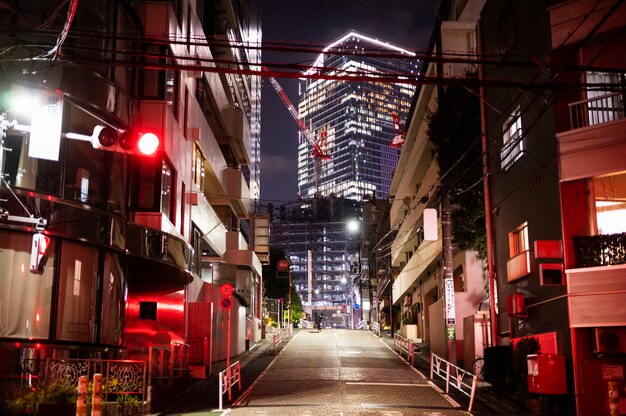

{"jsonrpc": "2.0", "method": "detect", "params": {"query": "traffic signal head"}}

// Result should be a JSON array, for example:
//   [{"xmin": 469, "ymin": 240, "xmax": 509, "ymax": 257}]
[{"xmin": 92, "ymin": 125, "xmax": 159, "ymax": 156}]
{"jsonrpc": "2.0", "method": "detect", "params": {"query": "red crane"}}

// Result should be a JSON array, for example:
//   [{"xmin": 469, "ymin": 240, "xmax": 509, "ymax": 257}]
[{"xmin": 265, "ymin": 68, "xmax": 331, "ymax": 160}]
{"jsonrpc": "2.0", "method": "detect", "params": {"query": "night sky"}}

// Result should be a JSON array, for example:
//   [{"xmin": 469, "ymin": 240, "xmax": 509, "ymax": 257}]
[{"xmin": 259, "ymin": 1, "xmax": 439, "ymax": 204}]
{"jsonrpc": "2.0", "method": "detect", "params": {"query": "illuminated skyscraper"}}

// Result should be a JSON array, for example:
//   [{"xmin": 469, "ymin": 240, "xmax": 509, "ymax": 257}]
[{"xmin": 297, "ymin": 31, "xmax": 419, "ymax": 200}]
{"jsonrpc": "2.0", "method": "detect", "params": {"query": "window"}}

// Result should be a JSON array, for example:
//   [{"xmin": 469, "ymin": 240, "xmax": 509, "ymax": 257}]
[
  {"xmin": 141, "ymin": 46, "xmax": 179, "ymax": 121},
  {"xmin": 501, "ymin": 106, "xmax": 523, "ymax": 170},
  {"xmin": 585, "ymin": 71, "xmax": 624, "ymax": 126},
  {"xmin": 508, "ymin": 222, "xmax": 529, "ymax": 258},
  {"xmin": 592, "ymin": 172, "xmax": 626, "ymax": 235},
  {"xmin": 506, "ymin": 222, "xmax": 531, "ymax": 282},
  {"xmin": 192, "ymin": 144, "xmax": 205, "ymax": 189},
  {"xmin": 133, "ymin": 156, "xmax": 176, "ymax": 224},
  {"xmin": 56, "ymin": 241, "xmax": 98, "ymax": 342},
  {"xmin": 161, "ymin": 159, "xmax": 176, "ymax": 224}
]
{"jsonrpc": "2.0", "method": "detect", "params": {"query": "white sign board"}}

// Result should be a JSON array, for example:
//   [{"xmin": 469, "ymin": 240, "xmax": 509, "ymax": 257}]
[
  {"xmin": 444, "ymin": 278, "xmax": 456, "ymax": 325},
  {"xmin": 28, "ymin": 89, "xmax": 63, "ymax": 161}
]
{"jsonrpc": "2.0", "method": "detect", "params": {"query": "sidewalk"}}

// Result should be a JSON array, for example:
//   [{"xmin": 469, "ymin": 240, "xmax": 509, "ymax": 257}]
[
  {"xmin": 150, "ymin": 336, "xmax": 277, "ymax": 416},
  {"xmin": 377, "ymin": 331, "xmax": 532, "ymax": 415}
]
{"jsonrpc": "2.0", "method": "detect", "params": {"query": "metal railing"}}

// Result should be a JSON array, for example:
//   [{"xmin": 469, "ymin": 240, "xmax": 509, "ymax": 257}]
[
  {"xmin": 0, "ymin": 358, "xmax": 148, "ymax": 415},
  {"xmin": 218, "ymin": 361, "xmax": 242, "ymax": 410},
  {"xmin": 393, "ymin": 333, "xmax": 415, "ymax": 365},
  {"xmin": 273, "ymin": 326, "xmax": 292, "ymax": 353},
  {"xmin": 430, "ymin": 353, "xmax": 478, "ymax": 412},
  {"xmin": 568, "ymin": 91, "xmax": 625, "ymax": 130},
  {"xmin": 371, "ymin": 321, "xmax": 380, "ymax": 337}
]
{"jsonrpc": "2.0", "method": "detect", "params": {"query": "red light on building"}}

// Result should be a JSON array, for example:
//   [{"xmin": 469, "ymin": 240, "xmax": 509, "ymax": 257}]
[
  {"xmin": 138, "ymin": 132, "xmax": 159, "ymax": 155},
  {"xmin": 91, "ymin": 125, "xmax": 159, "ymax": 156}
]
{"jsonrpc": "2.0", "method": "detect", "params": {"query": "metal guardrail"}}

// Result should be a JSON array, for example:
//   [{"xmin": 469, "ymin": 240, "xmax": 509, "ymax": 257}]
[
  {"xmin": 430, "ymin": 352, "xmax": 478, "ymax": 412},
  {"xmin": 393, "ymin": 333, "xmax": 415, "ymax": 365},
  {"xmin": 218, "ymin": 361, "xmax": 242, "ymax": 410}
]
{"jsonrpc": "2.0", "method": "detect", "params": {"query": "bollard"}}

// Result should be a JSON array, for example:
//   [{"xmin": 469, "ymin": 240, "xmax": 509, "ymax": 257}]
[
  {"xmin": 91, "ymin": 373, "xmax": 103, "ymax": 416},
  {"xmin": 76, "ymin": 375, "xmax": 88, "ymax": 416}
]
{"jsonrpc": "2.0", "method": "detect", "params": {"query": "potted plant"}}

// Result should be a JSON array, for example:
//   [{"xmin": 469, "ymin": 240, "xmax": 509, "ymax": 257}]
[{"xmin": 401, "ymin": 311, "xmax": 418, "ymax": 341}]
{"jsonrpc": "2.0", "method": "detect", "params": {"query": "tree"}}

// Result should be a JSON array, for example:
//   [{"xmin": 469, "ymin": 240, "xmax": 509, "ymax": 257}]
[
  {"xmin": 263, "ymin": 248, "xmax": 302, "ymax": 322},
  {"xmin": 427, "ymin": 77, "xmax": 487, "ymax": 259}
]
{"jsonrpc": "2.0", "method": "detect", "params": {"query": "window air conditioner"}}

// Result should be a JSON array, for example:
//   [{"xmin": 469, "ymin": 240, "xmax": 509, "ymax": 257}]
[{"xmin": 594, "ymin": 327, "xmax": 626, "ymax": 354}]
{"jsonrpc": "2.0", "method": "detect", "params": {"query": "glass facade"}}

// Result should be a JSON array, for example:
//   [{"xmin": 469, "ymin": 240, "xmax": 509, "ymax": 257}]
[{"xmin": 297, "ymin": 32, "xmax": 419, "ymax": 200}]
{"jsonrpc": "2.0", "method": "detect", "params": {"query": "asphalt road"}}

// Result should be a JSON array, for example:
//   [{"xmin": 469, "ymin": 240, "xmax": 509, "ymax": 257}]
[{"xmin": 232, "ymin": 329, "xmax": 465, "ymax": 415}]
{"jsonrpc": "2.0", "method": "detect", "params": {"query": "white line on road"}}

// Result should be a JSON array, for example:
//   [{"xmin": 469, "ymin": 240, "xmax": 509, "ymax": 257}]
[{"xmin": 345, "ymin": 382, "xmax": 431, "ymax": 387}]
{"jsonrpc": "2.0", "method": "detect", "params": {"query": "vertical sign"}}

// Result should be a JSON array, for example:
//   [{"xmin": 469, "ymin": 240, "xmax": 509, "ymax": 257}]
[
  {"xmin": 444, "ymin": 278, "xmax": 456, "ymax": 326},
  {"xmin": 28, "ymin": 89, "xmax": 63, "ymax": 161}
]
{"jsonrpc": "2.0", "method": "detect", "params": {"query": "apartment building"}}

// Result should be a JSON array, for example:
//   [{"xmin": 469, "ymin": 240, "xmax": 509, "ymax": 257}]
[{"xmin": 0, "ymin": 0, "xmax": 263, "ymax": 404}]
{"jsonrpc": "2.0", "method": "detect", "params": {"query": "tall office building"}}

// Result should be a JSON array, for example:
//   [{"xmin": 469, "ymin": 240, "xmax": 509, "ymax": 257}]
[{"xmin": 297, "ymin": 31, "xmax": 419, "ymax": 200}]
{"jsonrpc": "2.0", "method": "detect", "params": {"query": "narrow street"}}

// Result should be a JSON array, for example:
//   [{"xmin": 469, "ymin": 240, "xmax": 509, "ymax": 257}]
[{"xmin": 226, "ymin": 329, "xmax": 466, "ymax": 416}]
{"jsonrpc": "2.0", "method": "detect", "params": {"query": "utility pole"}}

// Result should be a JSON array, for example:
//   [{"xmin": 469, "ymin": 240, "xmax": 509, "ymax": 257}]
[{"xmin": 442, "ymin": 193, "xmax": 457, "ymax": 364}]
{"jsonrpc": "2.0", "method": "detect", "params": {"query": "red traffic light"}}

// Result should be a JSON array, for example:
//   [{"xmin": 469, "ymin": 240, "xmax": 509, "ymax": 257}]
[
  {"xmin": 91, "ymin": 125, "xmax": 159, "ymax": 156},
  {"xmin": 138, "ymin": 132, "xmax": 159, "ymax": 155}
]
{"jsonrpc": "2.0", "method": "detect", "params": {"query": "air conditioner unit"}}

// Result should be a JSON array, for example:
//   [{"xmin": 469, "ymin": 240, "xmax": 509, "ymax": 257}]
[
  {"xmin": 506, "ymin": 293, "xmax": 526, "ymax": 317},
  {"xmin": 594, "ymin": 327, "xmax": 626, "ymax": 354}
]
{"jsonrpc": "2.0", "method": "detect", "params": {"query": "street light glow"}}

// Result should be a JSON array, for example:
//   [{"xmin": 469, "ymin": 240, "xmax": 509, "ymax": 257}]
[{"xmin": 347, "ymin": 219, "xmax": 360, "ymax": 233}]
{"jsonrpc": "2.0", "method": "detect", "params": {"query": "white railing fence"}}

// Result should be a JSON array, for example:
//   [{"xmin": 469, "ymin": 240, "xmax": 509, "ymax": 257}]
[
  {"xmin": 393, "ymin": 333, "xmax": 415, "ymax": 365},
  {"xmin": 218, "ymin": 360, "xmax": 241, "ymax": 410},
  {"xmin": 430, "ymin": 352, "xmax": 478, "ymax": 412}
]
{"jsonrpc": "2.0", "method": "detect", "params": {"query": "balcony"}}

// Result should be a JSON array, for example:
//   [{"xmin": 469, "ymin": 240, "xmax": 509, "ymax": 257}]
[
  {"xmin": 208, "ymin": 167, "xmax": 250, "ymax": 216},
  {"xmin": 568, "ymin": 92, "xmax": 624, "ymax": 130},
  {"xmin": 223, "ymin": 230, "xmax": 262, "ymax": 276},
  {"xmin": 557, "ymin": 94, "xmax": 626, "ymax": 181},
  {"xmin": 573, "ymin": 233, "xmax": 626, "ymax": 268},
  {"xmin": 190, "ymin": 191, "xmax": 227, "ymax": 258},
  {"xmin": 506, "ymin": 250, "xmax": 534, "ymax": 283}
]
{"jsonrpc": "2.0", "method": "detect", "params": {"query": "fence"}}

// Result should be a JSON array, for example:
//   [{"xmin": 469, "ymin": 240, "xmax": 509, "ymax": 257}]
[
  {"xmin": 218, "ymin": 361, "xmax": 242, "ymax": 410},
  {"xmin": 371, "ymin": 321, "xmax": 380, "ymax": 337},
  {"xmin": 0, "ymin": 357, "xmax": 149, "ymax": 415},
  {"xmin": 393, "ymin": 333, "xmax": 415, "ymax": 365},
  {"xmin": 429, "ymin": 352, "xmax": 478, "ymax": 412},
  {"xmin": 273, "ymin": 326, "xmax": 292, "ymax": 353},
  {"xmin": 148, "ymin": 342, "xmax": 189, "ymax": 385}
]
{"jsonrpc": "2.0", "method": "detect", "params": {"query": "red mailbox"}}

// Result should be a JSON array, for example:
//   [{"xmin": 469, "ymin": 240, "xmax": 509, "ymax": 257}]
[{"xmin": 527, "ymin": 354, "xmax": 567, "ymax": 395}]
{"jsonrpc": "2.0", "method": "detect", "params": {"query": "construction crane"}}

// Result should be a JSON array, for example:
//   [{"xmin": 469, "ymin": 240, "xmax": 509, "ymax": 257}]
[
  {"xmin": 389, "ymin": 112, "xmax": 406, "ymax": 149},
  {"xmin": 265, "ymin": 69, "xmax": 330, "ymax": 160},
  {"xmin": 264, "ymin": 67, "xmax": 330, "ymax": 193}
]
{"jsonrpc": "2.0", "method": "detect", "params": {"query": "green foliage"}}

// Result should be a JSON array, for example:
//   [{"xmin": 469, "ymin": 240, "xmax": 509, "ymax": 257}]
[
  {"xmin": 510, "ymin": 337, "xmax": 541, "ymax": 400},
  {"xmin": 5, "ymin": 386, "xmax": 40, "ymax": 411},
  {"xmin": 43, "ymin": 381, "xmax": 76, "ymax": 404},
  {"xmin": 427, "ymin": 82, "xmax": 487, "ymax": 260},
  {"xmin": 401, "ymin": 311, "xmax": 416, "ymax": 325}
]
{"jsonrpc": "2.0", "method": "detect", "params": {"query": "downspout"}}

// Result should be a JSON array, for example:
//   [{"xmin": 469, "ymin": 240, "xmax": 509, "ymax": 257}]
[{"xmin": 477, "ymin": 21, "xmax": 499, "ymax": 346}]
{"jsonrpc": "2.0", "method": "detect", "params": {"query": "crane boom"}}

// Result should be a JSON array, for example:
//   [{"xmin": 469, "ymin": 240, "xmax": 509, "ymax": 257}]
[{"xmin": 265, "ymin": 68, "xmax": 330, "ymax": 159}]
